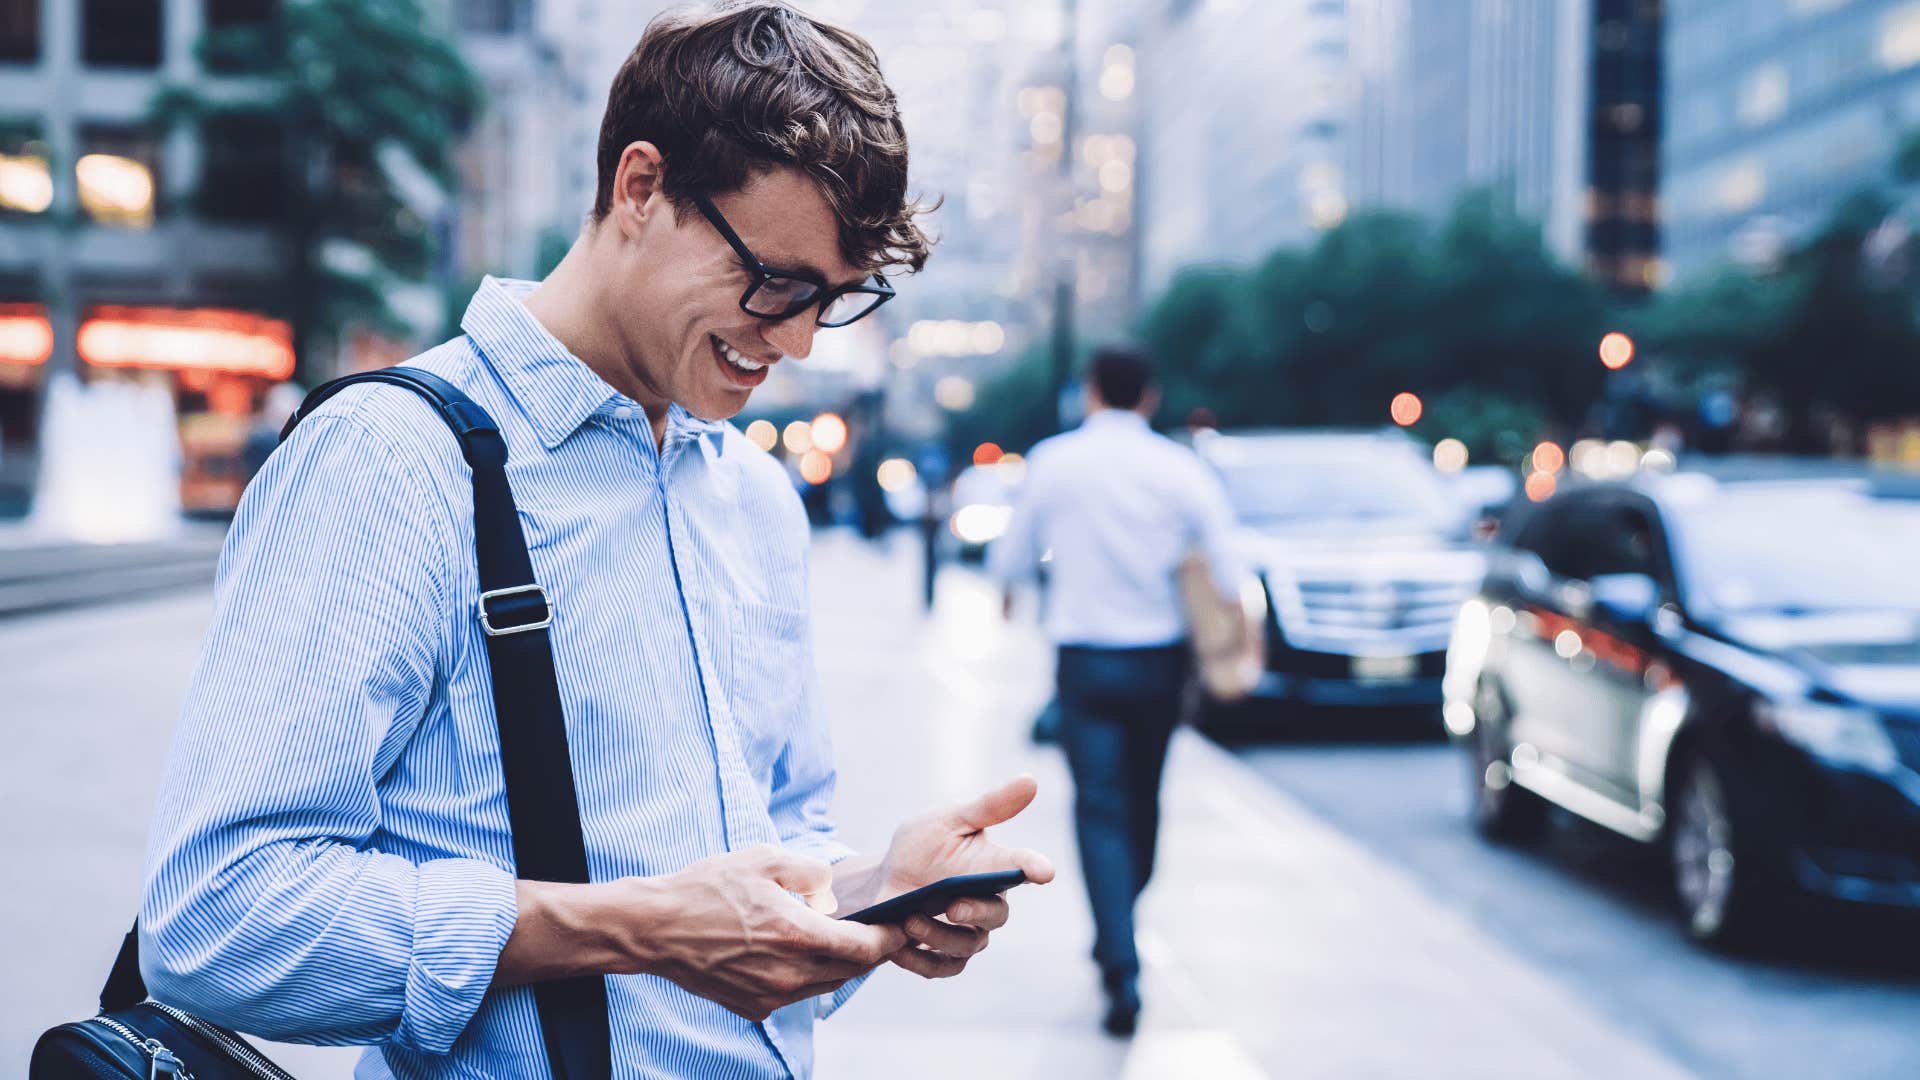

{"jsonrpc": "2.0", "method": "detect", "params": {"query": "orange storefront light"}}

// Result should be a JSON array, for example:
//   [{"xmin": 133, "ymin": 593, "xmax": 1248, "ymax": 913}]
[
  {"xmin": 78, "ymin": 306, "xmax": 295, "ymax": 380},
  {"xmin": 0, "ymin": 303, "xmax": 53, "ymax": 367}
]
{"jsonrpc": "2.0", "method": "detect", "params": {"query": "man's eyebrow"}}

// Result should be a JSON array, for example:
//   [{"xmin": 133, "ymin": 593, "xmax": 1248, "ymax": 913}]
[{"xmin": 761, "ymin": 249, "xmax": 867, "ymax": 290}]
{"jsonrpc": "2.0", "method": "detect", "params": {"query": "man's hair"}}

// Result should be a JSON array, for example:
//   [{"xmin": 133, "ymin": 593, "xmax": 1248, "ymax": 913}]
[
  {"xmin": 594, "ymin": 1, "xmax": 932, "ymax": 273},
  {"xmin": 1088, "ymin": 346, "xmax": 1155, "ymax": 411}
]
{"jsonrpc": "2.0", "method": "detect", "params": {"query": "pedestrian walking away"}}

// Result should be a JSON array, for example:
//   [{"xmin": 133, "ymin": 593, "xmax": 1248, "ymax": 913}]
[
  {"xmin": 119, "ymin": 5, "xmax": 1056, "ymax": 1079},
  {"xmin": 987, "ymin": 346, "xmax": 1242, "ymax": 1037}
]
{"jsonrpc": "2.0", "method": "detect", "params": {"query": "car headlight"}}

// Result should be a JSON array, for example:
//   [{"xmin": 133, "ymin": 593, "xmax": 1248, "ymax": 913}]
[{"xmin": 1754, "ymin": 700, "xmax": 1899, "ymax": 773}]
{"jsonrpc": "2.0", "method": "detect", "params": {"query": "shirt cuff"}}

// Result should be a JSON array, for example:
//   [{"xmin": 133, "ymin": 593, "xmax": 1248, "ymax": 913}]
[
  {"xmin": 817, "ymin": 971, "xmax": 872, "ymax": 1019},
  {"xmin": 392, "ymin": 857, "xmax": 518, "ymax": 1055}
]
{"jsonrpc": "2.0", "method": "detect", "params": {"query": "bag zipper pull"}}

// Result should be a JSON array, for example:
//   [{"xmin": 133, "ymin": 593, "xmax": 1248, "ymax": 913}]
[{"xmin": 145, "ymin": 1038, "xmax": 186, "ymax": 1079}]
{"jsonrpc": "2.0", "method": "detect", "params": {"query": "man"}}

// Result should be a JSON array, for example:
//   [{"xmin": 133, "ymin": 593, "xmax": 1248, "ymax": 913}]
[
  {"xmin": 140, "ymin": 5, "xmax": 1053, "ymax": 1077},
  {"xmin": 988, "ymin": 347, "xmax": 1240, "ymax": 1036}
]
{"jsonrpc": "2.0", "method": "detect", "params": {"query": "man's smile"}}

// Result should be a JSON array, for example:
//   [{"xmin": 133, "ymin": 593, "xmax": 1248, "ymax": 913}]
[{"xmin": 712, "ymin": 334, "xmax": 774, "ymax": 388}]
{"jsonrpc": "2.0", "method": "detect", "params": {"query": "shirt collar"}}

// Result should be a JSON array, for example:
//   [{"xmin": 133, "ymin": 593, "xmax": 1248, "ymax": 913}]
[
  {"xmin": 460, "ymin": 276, "xmax": 727, "ymax": 453},
  {"xmin": 1084, "ymin": 408, "xmax": 1150, "ymax": 430}
]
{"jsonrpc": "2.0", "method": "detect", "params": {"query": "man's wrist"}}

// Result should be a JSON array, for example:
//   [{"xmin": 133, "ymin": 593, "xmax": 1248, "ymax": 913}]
[
  {"xmin": 827, "ymin": 853, "xmax": 886, "ymax": 916},
  {"xmin": 496, "ymin": 877, "xmax": 667, "ymax": 987}
]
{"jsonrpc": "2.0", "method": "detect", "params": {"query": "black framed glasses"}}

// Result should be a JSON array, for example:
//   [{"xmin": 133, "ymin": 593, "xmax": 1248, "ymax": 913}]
[{"xmin": 691, "ymin": 191, "xmax": 894, "ymax": 328}]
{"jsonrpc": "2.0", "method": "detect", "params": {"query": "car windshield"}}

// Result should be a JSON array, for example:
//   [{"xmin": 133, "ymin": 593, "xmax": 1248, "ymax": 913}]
[
  {"xmin": 1211, "ymin": 446, "xmax": 1460, "ymax": 529},
  {"xmin": 1671, "ymin": 487, "xmax": 1920, "ymax": 614}
]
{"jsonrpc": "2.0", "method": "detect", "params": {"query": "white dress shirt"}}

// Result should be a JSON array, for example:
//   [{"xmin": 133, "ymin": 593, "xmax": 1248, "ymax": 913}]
[{"xmin": 988, "ymin": 409, "xmax": 1242, "ymax": 648}]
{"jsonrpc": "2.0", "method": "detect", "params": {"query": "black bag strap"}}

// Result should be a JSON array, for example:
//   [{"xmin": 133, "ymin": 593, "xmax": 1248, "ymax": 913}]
[{"xmin": 102, "ymin": 366, "xmax": 612, "ymax": 1080}]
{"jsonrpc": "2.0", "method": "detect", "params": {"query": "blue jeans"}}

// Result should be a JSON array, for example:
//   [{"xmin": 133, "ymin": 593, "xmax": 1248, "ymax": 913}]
[{"xmin": 1056, "ymin": 642, "xmax": 1189, "ymax": 981}]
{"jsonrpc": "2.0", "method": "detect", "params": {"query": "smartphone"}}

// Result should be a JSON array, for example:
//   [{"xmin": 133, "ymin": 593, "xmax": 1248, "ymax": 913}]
[{"xmin": 837, "ymin": 870, "xmax": 1029, "ymax": 925}]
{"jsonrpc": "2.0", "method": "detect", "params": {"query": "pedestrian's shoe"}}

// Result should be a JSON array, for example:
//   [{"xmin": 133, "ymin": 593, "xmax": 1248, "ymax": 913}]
[{"xmin": 1101, "ymin": 971, "xmax": 1141, "ymax": 1038}]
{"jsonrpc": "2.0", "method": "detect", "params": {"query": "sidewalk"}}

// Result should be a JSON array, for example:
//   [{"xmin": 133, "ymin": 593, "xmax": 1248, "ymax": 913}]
[{"xmin": 809, "ymin": 530, "xmax": 1695, "ymax": 1079}]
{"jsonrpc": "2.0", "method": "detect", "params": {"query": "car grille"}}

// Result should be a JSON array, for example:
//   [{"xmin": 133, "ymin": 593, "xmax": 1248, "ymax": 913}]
[{"xmin": 1291, "ymin": 577, "xmax": 1475, "ymax": 633}]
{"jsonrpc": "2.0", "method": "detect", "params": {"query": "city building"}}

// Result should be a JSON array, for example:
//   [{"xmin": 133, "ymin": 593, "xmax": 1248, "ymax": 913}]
[
  {"xmin": 0, "ymin": 0, "xmax": 295, "ymax": 516},
  {"xmin": 1587, "ymin": 0, "xmax": 1662, "ymax": 292},
  {"xmin": 1663, "ymin": 0, "xmax": 1920, "ymax": 282},
  {"xmin": 1130, "ymin": 0, "xmax": 1352, "ymax": 297},
  {"xmin": 1344, "ymin": 0, "xmax": 1593, "ymax": 269},
  {"xmin": 453, "ymin": 0, "xmax": 582, "ymax": 283}
]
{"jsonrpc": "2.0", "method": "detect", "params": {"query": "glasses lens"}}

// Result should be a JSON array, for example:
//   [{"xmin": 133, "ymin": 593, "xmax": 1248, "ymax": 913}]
[
  {"xmin": 744, "ymin": 275, "xmax": 820, "ymax": 318},
  {"xmin": 817, "ymin": 289, "xmax": 887, "ymax": 327}
]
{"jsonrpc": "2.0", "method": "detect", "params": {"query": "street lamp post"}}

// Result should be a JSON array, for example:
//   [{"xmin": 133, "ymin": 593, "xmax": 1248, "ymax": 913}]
[{"xmin": 1048, "ymin": 0, "xmax": 1079, "ymax": 435}]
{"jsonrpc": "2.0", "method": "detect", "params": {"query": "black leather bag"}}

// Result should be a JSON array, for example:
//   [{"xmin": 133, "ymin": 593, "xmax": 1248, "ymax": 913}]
[{"xmin": 31, "ymin": 369, "xmax": 613, "ymax": 1080}]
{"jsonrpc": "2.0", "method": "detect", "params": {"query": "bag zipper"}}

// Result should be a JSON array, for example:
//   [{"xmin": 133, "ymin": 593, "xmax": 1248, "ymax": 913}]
[
  {"xmin": 84, "ymin": 1014, "xmax": 192, "ymax": 1079},
  {"xmin": 143, "ymin": 1002, "xmax": 297, "ymax": 1080}
]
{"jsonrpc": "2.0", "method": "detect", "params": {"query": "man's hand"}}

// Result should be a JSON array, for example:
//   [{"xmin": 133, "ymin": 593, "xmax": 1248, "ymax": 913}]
[
  {"xmin": 635, "ymin": 845, "xmax": 908, "ymax": 1020},
  {"xmin": 865, "ymin": 775, "xmax": 1056, "ymax": 980},
  {"xmin": 500, "ymin": 844, "xmax": 906, "ymax": 1021}
]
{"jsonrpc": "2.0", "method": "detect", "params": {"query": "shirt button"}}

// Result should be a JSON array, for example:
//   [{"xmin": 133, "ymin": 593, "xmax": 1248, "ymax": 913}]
[{"xmin": 612, "ymin": 405, "xmax": 633, "ymax": 420}]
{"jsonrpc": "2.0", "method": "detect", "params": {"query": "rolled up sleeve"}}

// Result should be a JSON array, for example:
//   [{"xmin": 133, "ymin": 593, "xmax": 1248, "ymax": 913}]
[{"xmin": 140, "ymin": 410, "xmax": 512, "ymax": 1052}]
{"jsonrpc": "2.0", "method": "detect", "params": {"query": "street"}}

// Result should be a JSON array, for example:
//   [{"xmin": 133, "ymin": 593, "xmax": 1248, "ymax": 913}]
[
  {"xmin": 1234, "ymin": 736, "xmax": 1920, "ymax": 1080},
  {"xmin": 3, "ymin": 532, "xmax": 1911, "ymax": 1077}
]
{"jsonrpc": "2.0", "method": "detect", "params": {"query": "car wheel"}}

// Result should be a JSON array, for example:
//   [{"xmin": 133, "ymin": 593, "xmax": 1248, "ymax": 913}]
[
  {"xmin": 1669, "ymin": 751, "xmax": 1779, "ymax": 948},
  {"xmin": 1466, "ymin": 680, "xmax": 1546, "ymax": 843}
]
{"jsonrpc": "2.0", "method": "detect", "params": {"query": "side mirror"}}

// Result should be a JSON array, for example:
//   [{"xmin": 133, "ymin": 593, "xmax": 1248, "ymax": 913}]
[
  {"xmin": 1491, "ymin": 549, "xmax": 1551, "ymax": 596},
  {"xmin": 1588, "ymin": 573, "xmax": 1661, "ymax": 627}
]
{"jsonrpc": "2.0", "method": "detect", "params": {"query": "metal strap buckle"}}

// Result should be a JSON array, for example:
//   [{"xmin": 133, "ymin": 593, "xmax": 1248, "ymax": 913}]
[{"xmin": 477, "ymin": 584, "xmax": 553, "ymax": 636}]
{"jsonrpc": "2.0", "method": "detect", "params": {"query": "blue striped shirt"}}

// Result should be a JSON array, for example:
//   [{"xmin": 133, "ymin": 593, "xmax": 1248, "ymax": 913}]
[{"xmin": 141, "ymin": 276, "xmax": 861, "ymax": 1079}]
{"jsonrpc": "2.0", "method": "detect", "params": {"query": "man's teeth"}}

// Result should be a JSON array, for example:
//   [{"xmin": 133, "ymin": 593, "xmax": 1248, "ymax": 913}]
[{"xmin": 716, "ymin": 338, "xmax": 766, "ymax": 372}]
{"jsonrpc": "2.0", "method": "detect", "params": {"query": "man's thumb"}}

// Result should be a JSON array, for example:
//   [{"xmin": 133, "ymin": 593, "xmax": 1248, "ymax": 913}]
[
  {"xmin": 757, "ymin": 846, "xmax": 838, "ymax": 913},
  {"xmin": 950, "ymin": 773, "xmax": 1039, "ymax": 831}
]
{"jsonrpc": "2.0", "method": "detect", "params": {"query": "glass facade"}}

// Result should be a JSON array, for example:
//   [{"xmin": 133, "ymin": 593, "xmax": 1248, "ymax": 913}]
[{"xmin": 1663, "ymin": 0, "xmax": 1920, "ymax": 279}]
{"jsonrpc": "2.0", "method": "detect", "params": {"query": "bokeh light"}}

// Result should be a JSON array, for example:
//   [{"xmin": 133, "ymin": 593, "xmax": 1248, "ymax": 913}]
[
  {"xmin": 1531, "ymin": 440, "xmax": 1566, "ymax": 475},
  {"xmin": 935, "ymin": 376, "xmax": 977, "ymax": 411},
  {"xmin": 1432, "ymin": 438, "xmax": 1468, "ymax": 473},
  {"xmin": 1390, "ymin": 391, "xmax": 1423, "ymax": 426},
  {"xmin": 973, "ymin": 442, "xmax": 1003, "ymax": 466},
  {"xmin": 744, "ymin": 419, "xmax": 778, "ymax": 452},
  {"xmin": 876, "ymin": 457, "xmax": 917, "ymax": 492},
  {"xmin": 1525, "ymin": 471, "xmax": 1558, "ymax": 502},
  {"xmin": 1599, "ymin": 331, "xmax": 1635, "ymax": 370},
  {"xmin": 782, "ymin": 420, "xmax": 813, "ymax": 455},
  {"xmin": 798, "ymin": 449, "xmax": 832, "ymax": 485},
  {"xmin": 810, "ymin": 412, "xmax": 848, "ymax": 454}
]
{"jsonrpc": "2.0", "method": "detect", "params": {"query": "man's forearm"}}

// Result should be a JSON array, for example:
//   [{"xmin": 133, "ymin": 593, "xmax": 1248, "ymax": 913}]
[{"xmin": 494, "ymin": 878, "xmax": 659, "ymax": 988}]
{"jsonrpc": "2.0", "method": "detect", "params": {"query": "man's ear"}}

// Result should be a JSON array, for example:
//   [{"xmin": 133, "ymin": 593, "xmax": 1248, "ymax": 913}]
[
  {"xmin": 612, "ymin": 141, "xmax": 667, "ymax": 239},
  {"xmin": 1137, "ymin": 387, "xmax": 1161, "ymax": 418}
]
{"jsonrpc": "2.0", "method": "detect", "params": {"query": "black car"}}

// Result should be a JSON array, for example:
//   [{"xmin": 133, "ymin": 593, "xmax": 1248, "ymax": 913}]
[{"xmin": 1445, "ymin": 469, "xmax": 1920, "ymax": 946}]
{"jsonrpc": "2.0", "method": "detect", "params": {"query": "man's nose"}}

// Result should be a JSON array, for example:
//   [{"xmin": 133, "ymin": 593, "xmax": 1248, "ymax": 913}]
[{"xmin": 761, "ymin": 314, "xmax": 817, "ymax": 360}]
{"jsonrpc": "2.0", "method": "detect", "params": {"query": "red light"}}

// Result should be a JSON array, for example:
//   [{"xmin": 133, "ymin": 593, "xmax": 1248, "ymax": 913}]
[
  {"xmin": 1525, "ymin": 471, "xmax": 1557, "ymax": 502},
  {"xmin": 1389, "ymin": 392, "xmax": 1422, "ymax": 427},
  {"xmin": 973, "ymin": 442, "xmax": 1004, "ymax": 466},
  {"xmin": 1532, "ymin": 441, "xmax": 1565, "ymax": 475}
]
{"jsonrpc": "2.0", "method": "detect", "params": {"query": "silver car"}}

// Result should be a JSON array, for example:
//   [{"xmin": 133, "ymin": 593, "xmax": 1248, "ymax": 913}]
[{"xmin": 1192, "ymin": 429, "xmax": 1491, "ymax": 729}]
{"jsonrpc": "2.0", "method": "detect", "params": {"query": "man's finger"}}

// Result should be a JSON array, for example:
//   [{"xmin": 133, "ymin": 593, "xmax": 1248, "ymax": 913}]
[
  {"xmin": 889, "ymin": 944, "xmax": 967, "ymax": 980},
  {"xmin": 904, "ymin": 915, "xmax": 988, "ymax": 958},
  {"xmin": 948, "ymin": 774, "xmax": 1039, "ymax": 832},
  {"xmin": 755, "ymin": 846, "xmax": 837, "ymax": 913},
  {"xmin": 1000, "ymin": 844, "xmax": 1057, "ymax": 885},
  {"xmin": 796, "ymin": 911, "xmax": 908, "ymax": 965},
  {"xmin": 942, "ymin": 895, "xmax": 1009, "ymax": 931}
]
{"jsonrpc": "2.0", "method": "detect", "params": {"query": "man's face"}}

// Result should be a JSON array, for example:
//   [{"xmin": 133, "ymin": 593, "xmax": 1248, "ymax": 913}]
[{"xmin": 606, "ymin": 164, "xmax": 867, "ymax": 422}]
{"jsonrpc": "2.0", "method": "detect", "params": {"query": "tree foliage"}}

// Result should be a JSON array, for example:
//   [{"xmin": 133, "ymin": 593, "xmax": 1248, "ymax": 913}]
[{"xmin": 153, "ymin": 0, "xmax": 483, "ymax": 369}]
